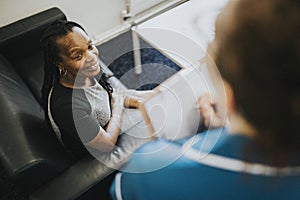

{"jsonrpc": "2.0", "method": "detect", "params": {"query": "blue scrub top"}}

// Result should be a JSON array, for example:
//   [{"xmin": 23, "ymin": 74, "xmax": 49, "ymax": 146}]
[{"xmin": 111, "ymin": 128, "xmax": 300, "ymax": 200}]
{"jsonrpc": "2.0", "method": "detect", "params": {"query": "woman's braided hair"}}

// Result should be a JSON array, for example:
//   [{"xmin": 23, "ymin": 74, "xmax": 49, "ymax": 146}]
[{"xmin": 41, "ymin": 20, "xmax": 113, "ymax": 115}]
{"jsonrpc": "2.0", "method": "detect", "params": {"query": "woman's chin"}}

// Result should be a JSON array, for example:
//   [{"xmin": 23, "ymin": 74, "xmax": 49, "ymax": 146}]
[{"xmin": 85, "ymin": 67, "xmax": 100, "ymax": 77}]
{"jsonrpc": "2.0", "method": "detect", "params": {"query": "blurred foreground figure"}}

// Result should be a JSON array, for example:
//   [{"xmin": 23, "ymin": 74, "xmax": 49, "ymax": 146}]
[{"xmin": 110, "ymin": 0, "xmax": 300, "ymax": 199}]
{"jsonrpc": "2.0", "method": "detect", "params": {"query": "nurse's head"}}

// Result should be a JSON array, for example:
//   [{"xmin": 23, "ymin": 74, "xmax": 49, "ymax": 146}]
[{"xmin": 209, "ymin": 0, "xmax": 300, "ymax": 165}]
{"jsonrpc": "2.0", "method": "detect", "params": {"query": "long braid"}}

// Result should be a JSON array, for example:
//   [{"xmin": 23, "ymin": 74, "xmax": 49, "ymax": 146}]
[
  {"xmin": 97, "ymin": 71, "xmax": 113, "ymax": 108},
  {"xmin": 97, "ymin": 71, "xmax": 113, "ymax": 95},
  {"xmin": 41, "ymin": 25, "xmax": 61, "ymax": 112}
]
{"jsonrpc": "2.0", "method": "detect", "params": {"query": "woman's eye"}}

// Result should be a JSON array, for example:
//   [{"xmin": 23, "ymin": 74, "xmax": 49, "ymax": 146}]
[
  {"xmin": 73, "ymin": 53, "xmax": 83, "ymax": 60},
  {"xmin": 88, "ymin": 44, "xmax": 95, "ymax": 50}
]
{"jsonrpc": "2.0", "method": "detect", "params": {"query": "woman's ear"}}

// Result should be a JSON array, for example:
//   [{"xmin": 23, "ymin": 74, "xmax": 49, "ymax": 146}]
[
  {"xmin": 55, "ymin": 61, "xmax": 61, "ymax": 68},
  {"xmin": 55, "ymin": 62, "xmax": 63, "ymax": 75},
  {"xmin": 55, "ymin": 62, "xmax": 64, "ymax": 71}
]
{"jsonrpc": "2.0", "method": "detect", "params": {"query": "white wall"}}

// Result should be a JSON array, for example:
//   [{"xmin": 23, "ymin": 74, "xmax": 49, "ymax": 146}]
[
  {"xmin": 131, "ymin": 0, "xmax": 165, "ymax": 15},
  {"xmin": 136, "ymin": 0, "xmax": 228, "ymax": 67},
  {"xmin": 0, "ymin": 0, "xmax": 125, "ymax": 39}
]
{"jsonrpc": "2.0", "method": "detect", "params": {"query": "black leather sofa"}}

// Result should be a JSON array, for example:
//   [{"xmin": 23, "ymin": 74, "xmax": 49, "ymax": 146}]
[{"xmin": 0, "ymin": 7, "xmax": 115, "ymax": 200}]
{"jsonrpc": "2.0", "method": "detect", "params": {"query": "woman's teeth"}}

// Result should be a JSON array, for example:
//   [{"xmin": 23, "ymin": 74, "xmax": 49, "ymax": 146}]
[{"xmin": 86, "ymin": 64, "xmax": 98, "ymax": 71}]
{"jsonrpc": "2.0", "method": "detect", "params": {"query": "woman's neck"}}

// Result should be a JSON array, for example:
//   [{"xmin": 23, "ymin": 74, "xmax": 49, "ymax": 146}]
[
  {"xmin": 227, "ymin": 112, "xmax": 257, "ymax": 138},
  {"xmin": 60, "ymin": 74, "xmax": 93, "ymax": 89}
]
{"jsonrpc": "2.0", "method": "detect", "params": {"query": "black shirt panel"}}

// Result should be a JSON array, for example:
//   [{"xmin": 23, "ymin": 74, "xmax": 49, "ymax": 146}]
[{"xmin": 50, "ymin": 81, "xmax": 100, "ymax": 158}]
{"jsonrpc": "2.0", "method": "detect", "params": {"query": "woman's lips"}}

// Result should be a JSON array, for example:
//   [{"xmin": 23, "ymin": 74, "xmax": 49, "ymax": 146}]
[{"xmin": 84, "ymin": 63, "xmax": 99, "ymax": 72}]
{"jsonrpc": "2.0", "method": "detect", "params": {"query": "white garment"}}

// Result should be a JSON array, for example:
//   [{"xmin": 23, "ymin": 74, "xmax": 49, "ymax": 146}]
[{"xmin": 83, "ymin": 80, "xmax": 111, "ymax": 127}]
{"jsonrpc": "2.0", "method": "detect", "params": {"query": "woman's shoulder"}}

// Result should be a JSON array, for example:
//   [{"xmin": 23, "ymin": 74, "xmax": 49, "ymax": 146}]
[
  {"xmin": 51, "ymin": 81, "xmax": 90, "ymax": 111},
  {"xmin": 52, "ymin": 80, "xmax": 73, "ymax": 96}
]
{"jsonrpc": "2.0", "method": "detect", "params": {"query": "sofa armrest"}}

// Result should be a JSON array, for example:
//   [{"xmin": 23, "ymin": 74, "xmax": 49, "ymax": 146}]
[
  {"xmin": 29, "ymin": 156, "xmax": 115, "ymax": 200},
  {"xmin": 0, "ymin": 54, "xmax": 74, "ymax": 194}
]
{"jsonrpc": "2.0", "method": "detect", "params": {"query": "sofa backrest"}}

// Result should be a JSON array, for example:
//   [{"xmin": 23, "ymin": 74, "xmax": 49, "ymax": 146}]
[
  {"xmin": 0, "ymin": 7, "xmax": 66, "ymax": 101},
  {"xmin": 0, "ymin": 8, "xmax": 75, "ymax": 194}
]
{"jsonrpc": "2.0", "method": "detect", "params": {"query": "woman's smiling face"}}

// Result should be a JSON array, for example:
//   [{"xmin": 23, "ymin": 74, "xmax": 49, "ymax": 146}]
[{"xmin": 56, "ymin": 26, "xmax": 100, "ymax": 79}]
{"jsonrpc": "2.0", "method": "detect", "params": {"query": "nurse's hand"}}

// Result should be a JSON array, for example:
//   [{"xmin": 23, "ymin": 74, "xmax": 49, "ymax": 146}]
[{"xmin": 197, "ymin": 93, "xmax": 226, "ymax": 129}]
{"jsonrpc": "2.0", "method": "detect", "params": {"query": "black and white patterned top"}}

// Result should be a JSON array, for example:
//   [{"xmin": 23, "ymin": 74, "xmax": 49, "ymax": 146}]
[{"xmin": 83, "ymin": 80, "xmax": 111, "ymax": 128}]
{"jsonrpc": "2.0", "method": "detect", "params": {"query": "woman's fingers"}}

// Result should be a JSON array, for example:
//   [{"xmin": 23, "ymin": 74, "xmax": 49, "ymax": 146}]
[{"xmin": 124, "ymin": 96, "xmax": 142, "ymax": 108}]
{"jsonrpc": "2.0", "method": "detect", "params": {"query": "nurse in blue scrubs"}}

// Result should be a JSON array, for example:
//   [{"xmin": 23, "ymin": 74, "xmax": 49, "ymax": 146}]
[{"xmin": 110, "ymin": 0, "xmax": 300, "ymax": 199}]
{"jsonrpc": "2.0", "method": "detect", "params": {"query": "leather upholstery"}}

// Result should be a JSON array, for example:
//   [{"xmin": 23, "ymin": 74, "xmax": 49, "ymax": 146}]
[
  {"xmin": 0, "ymin": 8, "xmax": 65, "ymax": 101},
  {"xmin": 0, "ymin": 53, "xmax": 73, "ymax": 193},
  {"xmin": 0, "ymin": 7, "xmax": 115, "ymax": 199}
]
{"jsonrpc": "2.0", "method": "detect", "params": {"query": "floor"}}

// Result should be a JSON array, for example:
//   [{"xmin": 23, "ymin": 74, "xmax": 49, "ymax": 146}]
[{"xmin": 97, "ymin": 30, "xmax": 181, "ymax": 90}]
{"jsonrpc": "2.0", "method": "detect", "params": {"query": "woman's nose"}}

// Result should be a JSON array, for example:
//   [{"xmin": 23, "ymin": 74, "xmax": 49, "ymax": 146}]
[{"xmin": 86, "ymin": 51, "xmax": 96, "ymax": 63}]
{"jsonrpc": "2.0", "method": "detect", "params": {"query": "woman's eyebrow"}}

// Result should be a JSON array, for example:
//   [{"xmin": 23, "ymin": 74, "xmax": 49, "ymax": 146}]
[
  {"xmin": 68, "ymin": 47, "xmax": 81, "ymax": 55},
  {"xmin": 67, "ymin": 39, "xmax": 93, "ymax": 55}
]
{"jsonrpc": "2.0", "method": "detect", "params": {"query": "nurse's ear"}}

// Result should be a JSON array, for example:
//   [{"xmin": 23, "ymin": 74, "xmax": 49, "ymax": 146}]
[{"xmin": 223, "ymin": 80, "xmax": 236, "ymax": 116}]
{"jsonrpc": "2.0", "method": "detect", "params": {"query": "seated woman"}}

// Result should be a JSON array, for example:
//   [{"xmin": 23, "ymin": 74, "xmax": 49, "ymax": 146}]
[
  {"xmin": 110, "ymin": 0, "xmax": 300, "ymax": 199},
  {"xmin": 41, "ymin": 20, "xmax": 151, "ymax": 167}
]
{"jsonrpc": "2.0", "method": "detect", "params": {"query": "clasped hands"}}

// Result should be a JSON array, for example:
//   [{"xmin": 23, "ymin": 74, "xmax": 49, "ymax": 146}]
[{"xmin": 112, "ymin": 89, "xmax": 146, "ymax": 110}]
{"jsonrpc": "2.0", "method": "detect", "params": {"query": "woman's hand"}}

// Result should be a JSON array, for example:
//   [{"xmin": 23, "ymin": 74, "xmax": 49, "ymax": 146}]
[
  {"xmin": 85, "ymin": 90, "xmax": 125, "ymax": 152},
  {"xmin": 197, "ymin": 93, "xmax": 226, "ymax": 129},
  {"xmin": 124, "ymin": 96, "xmax": 143, "ymax": 108},
  {"xmin": 121, "ymin": 90, "xmax": 155, "ymax": 109}
]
